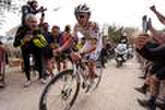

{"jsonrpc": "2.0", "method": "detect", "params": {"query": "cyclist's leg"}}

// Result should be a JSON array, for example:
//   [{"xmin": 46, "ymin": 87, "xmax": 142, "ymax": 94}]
[{"xmin": 87, "ymin": 60, "xmax": 97, "ymax": 79}]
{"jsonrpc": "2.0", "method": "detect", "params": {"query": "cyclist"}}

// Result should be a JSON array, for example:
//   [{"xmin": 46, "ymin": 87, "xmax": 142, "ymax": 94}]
[{"xmin": 71, "ymin": 4, "xmax": 103, "ymax": 80}]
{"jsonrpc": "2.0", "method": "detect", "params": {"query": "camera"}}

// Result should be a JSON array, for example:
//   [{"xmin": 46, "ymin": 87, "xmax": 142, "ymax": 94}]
[{"xmin": 40, "ymin": 6, "xmax": 47, "ymax": 13}]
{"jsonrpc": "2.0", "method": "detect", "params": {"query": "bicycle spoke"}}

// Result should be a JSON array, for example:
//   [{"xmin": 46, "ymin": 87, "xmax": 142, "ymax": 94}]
[{"xmin": 41, "ymin": 71, "xmax": 78, "ymax": 110}]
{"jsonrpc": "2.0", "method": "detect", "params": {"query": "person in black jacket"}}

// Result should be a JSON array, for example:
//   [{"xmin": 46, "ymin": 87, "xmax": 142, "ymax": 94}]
[
  {"xmin": 21, "ymin": 0, "xmax": 46, "ymax": 25},
  {"xmin": 14, "ymin": 14, "xmax": 47, "ymax": 87}
]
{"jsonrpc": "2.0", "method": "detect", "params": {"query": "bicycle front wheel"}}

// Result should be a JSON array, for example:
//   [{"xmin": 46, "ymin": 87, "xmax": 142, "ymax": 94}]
[{"xmin": 39, "ymin": 69, "xmax": 80, "ymax": 110}]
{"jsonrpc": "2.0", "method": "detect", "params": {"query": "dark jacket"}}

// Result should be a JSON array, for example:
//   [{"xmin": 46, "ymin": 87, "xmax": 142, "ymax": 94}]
[
  {"xmin": 13, "ymin": 25, "xmax": 45, "ymax": 50},
  {"xmin": 136, "ymin": 42, "xmax": 165, "ymax": 64},
  {"xmin": 13, "ymin": 25, "xmax": 31, "ymax": 48}
]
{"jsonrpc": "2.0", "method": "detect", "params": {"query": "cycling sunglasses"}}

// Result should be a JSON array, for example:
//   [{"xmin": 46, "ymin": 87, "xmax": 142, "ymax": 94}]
[{"xmin": 77, "ymin": 14, "xmax": 88, "ymax": 19}]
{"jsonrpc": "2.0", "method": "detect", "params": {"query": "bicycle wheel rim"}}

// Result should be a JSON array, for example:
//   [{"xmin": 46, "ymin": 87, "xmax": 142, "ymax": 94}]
[{"xmin": 39, "ymin": 70, "xmax": 80, "ymax": 110}]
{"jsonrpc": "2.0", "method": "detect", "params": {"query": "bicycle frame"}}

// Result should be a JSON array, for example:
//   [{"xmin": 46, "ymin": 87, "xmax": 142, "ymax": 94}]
[
  {"xmin": 72, "ymin": 59, "xmax": 100, "ymax": 89},
  {"xmin": 72, "ymin": 60, "xmax": 88, "ymax": 85}
]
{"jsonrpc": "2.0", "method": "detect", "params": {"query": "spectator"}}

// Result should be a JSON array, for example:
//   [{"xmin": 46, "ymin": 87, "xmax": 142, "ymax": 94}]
[
  {"xmin": 135, "ymin": 33, "xmax": 165, "ymax": 110},
  {"xmin": 45, "ymin": 25, "xmax": 61, "ymax": 76},
  {"xmin": 13, "ymin": 14, "xmax": 48, "ymax": 87},
  {"xmin": 149, "ymin": 5, "xmax": 165, "ymax": 44},
  {"xmin": 21, "ymin": 0, "xmax": 46, "ymax": 25},
  {"xmin": 0, "ymin": 41, "xmax": 8, "ymax": 88},
  {"xmin": 53, "ymin": 25, "xmax": 73, "ymax": 72}
]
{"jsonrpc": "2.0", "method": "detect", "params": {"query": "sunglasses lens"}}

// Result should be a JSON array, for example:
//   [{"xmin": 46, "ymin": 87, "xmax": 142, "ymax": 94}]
[
  {"xmin": 78, "ymin": 15, "xmax": 85, "ymax": 19},
  {"xmin": 80, "ymin": 15, "xmax": 84, "ymax": 18}
]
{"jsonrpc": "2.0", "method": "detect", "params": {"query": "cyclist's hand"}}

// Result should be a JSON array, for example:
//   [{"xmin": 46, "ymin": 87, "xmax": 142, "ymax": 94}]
[{"xmin": 70, "ymin": 52, "xmax": 81, "ymax": 62}]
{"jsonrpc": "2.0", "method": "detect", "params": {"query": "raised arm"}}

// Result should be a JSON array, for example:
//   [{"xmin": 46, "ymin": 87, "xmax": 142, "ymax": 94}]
[
  {"xmin": 148, "ymin": 18, "xmax": 165, "ymax": 45},
  {"xmin": 150, "ymin": 5, "xmax": 165, "ymax": 25}
]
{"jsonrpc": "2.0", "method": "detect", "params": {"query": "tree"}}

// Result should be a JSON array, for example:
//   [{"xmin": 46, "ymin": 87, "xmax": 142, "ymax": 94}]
[
  {"xmin": 107, "ymin": 25, "xmax": 122, "ymax": 44},
  {"xmin": 0, "ymin": 0, "xmax": 25, "ymax": 29},
  {"xmin": 106, "ymin": 24, "xmax": 139, "ymax": 45}
]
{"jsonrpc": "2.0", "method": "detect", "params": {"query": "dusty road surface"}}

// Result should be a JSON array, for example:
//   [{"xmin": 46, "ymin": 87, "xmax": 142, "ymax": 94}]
[{"xmin": 0, "ymin": 58, "xmax": 148, "ymax": 110}]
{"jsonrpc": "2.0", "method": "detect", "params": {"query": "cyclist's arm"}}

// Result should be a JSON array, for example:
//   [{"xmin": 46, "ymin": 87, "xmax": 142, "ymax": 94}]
[
  {"xmin": 81, "ymin": 40, "xmax": 97, "ymax": 55},
  {"xmin": 81, "ymin": 46, "xmax": 96, "ymax": 55}
]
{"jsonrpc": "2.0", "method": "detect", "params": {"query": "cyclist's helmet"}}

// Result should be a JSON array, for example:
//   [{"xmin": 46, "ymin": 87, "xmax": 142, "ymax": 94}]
[{"xmin": 74, "ymin": 4, "xmax": 91, "ymax": 16}]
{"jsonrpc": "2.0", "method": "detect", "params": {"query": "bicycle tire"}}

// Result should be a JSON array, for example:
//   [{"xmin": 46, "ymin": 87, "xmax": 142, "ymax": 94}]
[{"xmin": 39, "ymin": 69, "xmax": 80, "ymax": 110}]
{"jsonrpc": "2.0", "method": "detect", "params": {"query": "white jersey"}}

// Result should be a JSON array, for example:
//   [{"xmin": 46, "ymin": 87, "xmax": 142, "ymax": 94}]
[{"xmin": 73, "ymin": 21, "xmax": 103, "ymax": 60}]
